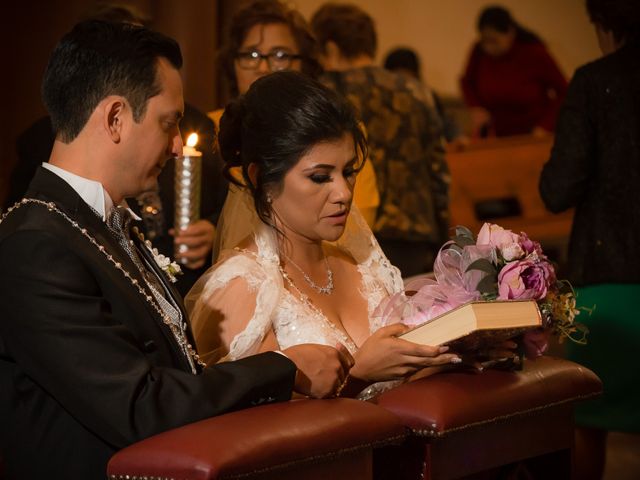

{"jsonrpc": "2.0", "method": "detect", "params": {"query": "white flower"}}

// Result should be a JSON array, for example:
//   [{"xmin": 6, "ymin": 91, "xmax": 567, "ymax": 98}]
[
  {"xmin": 501, "ymin": 243, "xmax": 525, "ymax": 261},
  {"xmin": 145, "ymin": 240, "xmax": 182, "ymax": 283}
]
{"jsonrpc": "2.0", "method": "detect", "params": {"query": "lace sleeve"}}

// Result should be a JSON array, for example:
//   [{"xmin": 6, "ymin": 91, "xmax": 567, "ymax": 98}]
[{"xmin": 186, "ymin": 251, "xmax": 282, "ymax": 364}]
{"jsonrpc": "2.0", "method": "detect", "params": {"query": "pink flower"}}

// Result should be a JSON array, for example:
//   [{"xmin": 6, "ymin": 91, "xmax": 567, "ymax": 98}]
[
  {"xmin": 477, "ymin": 223, "xmax": 524, "ymax": 261},
  {"xmin": 497, "ymin": 259, "xmax": 555, "ymax": 300},
  {"xmin": 519, "ymin": 232, "xmax": 544, "ymax": 257}
]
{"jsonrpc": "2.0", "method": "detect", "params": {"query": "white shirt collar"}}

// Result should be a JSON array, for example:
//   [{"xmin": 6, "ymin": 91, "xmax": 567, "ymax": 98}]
[{"xmin": 42, "ymin": 163, "xmax": 139, "ymax": 221}]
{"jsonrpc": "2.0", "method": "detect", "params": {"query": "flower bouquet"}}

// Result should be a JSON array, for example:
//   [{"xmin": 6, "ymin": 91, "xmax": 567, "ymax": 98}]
[{"xmin": 377, "ymin": 223, "xmax": 588, "ymax": 360}]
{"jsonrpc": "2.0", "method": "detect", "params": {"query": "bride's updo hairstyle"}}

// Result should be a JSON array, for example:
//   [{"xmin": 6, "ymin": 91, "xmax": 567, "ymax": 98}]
[{"xmin": 218, "ymin": 70, "xmax": 367, "ymax": 228}]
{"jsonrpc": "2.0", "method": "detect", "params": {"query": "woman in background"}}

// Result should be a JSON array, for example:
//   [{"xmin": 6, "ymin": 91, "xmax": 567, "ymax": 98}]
[
  {"xmin": 461, "ymin": 6, "xmax": 567, "ymax": 137},
  {"xmin": 539, "ymin": 1, "xmax": 640, "ymax": 478},
  {"xmin": 213, "ymin": 0, "xmax": 321, "ymax": 114}
]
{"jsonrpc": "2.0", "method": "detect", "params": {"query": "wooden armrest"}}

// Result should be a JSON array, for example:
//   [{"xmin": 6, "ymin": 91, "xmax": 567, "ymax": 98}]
[
  {"xmin": 107, "ymin": 398, "xmax": 405, "ymax": 480},
  {"xmin": 373, "ymin": 356, "xmax": 602, "ymax": 436}
]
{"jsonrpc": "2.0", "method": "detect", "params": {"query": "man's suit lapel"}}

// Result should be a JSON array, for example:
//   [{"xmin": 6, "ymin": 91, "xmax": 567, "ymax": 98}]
[
  {"xmin": 26, "ymin": 168, "xmax": 150, "ymax": 294},
  {"xmin": 25, "ymin": 167, "xmax": 196, "ymax": 370}
]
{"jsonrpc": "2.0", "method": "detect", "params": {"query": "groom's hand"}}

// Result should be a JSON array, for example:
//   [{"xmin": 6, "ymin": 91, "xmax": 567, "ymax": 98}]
[{"xmin": 283, "ymin": 344, "xmax": 354, "ymax": 399}]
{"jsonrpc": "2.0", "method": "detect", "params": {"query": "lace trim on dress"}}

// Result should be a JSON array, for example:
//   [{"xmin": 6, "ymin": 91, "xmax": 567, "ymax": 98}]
[{"xmin": 188, "ymin": 249, "xmax": 283, "ymax": 362}]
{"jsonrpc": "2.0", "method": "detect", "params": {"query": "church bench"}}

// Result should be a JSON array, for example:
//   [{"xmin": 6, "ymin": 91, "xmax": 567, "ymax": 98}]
[
  {"xmin": 447, "ymin": 135, "xmax": 573, "ymax": 249},
  {"xmin": 107, "ymin": 397, "xmax": 405, "ymax": 480},
  {"xmin": 373, "ymin": 356, "xmax": 602, "ymax": 479}
]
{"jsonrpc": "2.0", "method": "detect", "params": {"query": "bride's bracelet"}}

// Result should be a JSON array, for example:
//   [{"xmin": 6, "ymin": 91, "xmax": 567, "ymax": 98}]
[{"xmin": 334, "ymin": 375, "xmax": 350, "ymax": 397}]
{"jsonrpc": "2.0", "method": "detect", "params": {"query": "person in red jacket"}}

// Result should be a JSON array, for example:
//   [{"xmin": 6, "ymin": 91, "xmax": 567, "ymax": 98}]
[{"xmin": 460, "ymin": 6, "xmax": 567, "ymax": 137}]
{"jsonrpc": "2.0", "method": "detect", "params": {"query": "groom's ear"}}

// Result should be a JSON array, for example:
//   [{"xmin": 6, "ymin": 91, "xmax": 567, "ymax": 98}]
[{"xmin": 102, "ymin": 96, "xmax": 127, "ymax": 143}]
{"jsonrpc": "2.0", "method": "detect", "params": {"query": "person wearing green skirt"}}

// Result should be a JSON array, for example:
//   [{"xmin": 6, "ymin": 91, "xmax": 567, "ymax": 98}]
[
  {"xmin": 568, "ymin": 284, "xmax": 640, "ymax": 433},
  {"xmin": 539, "ymin": 1, "xmax": 640, "ymax": 478}
]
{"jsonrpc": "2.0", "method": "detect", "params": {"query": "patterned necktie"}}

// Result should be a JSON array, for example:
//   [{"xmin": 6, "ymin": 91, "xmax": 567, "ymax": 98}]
[
  {"xmin": 108, "ymin": 206, "xmax": 164, "ymax": 294},
  {"xmin": 108, "ymin": 205, "xmax": 185, "ymax": 324},
  {"xmin": 107, "ymin": 206, "xmax": 194, "ymax": 370}
]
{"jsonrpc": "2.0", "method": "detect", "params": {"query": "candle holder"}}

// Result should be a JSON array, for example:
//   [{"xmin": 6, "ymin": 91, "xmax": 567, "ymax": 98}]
[{"xmin": 174, "ymin": 149, "xmax": 202, "ymax": 264}]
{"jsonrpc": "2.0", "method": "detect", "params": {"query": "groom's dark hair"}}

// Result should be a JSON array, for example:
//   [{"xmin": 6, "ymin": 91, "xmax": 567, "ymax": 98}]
[{"xmin": 42, "ymin": 20, "xmax": 182, "ymax": 143}]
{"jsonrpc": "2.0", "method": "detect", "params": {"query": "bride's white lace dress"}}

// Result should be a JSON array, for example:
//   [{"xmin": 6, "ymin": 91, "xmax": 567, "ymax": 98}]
[{"xmin": 186, "ymin": 186, "xmax": 405, "ymax": 398}]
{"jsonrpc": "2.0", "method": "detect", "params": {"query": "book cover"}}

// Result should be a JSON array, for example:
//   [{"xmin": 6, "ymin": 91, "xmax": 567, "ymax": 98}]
[{"xmin": 399, "ymin": 299, "xmax": 542, "ymax": 350}]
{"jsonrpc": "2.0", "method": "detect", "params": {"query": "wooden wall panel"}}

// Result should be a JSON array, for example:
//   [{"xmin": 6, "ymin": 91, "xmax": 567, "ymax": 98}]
[{"xmin": 1, "ymin": 0, "xmax": 220, "ymax": 207}]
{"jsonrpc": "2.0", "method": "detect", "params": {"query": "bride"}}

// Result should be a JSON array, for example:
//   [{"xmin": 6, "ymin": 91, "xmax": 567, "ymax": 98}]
[{"xmin": 186, "ymin": 71, "xmax": 461, "ymax": 398}]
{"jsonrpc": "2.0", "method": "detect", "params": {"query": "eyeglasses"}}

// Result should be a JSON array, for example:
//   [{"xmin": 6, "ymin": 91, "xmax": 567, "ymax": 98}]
[{"xmin": 235, "ymin": 49, "xmax": 302, "ymax": 71}]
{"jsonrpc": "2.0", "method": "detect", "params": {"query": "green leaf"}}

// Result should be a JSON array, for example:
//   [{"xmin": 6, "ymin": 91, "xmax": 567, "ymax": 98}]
[
  {"xmin": 476, "ymin": 274, "xmax": 498, "ymax": 295},
  {"xmin": 449, "ymin": 243, "xmax": 463, "ymax": 254},
  {"xmin": 481, "ymin": 292, "xmax": 498, "ymax": 301},
  {"xmin": 455, "ymin": 235, "xmax": 476, "ymax": 247},
  {"xmin": 465, "ymin": 258, "xmax": 497, "ymax": 275},
  {"xmin": 455, "ymin": 225, "xmax": 474, "ymax": 239}
]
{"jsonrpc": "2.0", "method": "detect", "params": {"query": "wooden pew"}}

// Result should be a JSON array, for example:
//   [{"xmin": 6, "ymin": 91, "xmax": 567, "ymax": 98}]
[
  {"xmin": 107, "ymin": 398, "xmax": 405, "ymax": 480},
  {"xmin": 447, "ymin": 135, "xmax": 573, "ymax": 249},
  {"xmin": 373, "ymin": 356, "xmax": 602, "ymax": 480}
]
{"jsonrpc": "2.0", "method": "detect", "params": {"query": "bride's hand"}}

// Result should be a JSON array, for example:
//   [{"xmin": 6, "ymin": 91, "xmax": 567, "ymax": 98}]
[
  {"xmin": 349, "ymin": 324, "xmax": 461, "ymax": 383},
  {"xmin": 283, "ymin": 343, "xmax": 354, "ymax": 399}
]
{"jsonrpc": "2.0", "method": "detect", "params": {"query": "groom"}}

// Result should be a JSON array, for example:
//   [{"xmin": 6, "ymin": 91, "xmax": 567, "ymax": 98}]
[{"xmin": 0, "ymin": 20, "xmax": 352, "ymax": 479}]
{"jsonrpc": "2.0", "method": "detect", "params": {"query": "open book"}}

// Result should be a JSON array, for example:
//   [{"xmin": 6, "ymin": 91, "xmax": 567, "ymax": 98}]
[{"xmin": 399, "ymin": 300, "xmax": 542, "ymax": 350}]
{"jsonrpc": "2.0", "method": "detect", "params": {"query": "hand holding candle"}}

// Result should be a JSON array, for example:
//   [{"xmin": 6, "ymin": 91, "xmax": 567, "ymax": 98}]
[
  {"xmin": 174, "ymin": 133, "xmax": 202, "ymax": 264},
  {"xmin": 171, "ymin": 219, "xmax": 216, "ymax": 269}
]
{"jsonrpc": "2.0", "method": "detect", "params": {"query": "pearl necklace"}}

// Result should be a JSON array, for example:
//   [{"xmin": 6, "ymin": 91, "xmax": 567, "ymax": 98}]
[{"xmin": 282, "ymin": 252, "xmax": 334, "ymax": 295}]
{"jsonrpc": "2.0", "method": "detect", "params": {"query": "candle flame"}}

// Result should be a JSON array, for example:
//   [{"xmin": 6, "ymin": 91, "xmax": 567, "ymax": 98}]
[{"xmin": 186, "ymin": 133, "xmax": 198, "ymax": 148}]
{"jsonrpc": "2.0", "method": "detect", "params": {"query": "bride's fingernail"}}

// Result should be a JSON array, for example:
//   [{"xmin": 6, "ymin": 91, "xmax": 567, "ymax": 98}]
[
  {"xmin": 439, "ymin": 346, "xmax": 449, "ymax": 353},
  {"xmin": 450, "ymin": 356, "xmax": 462, "ymax": 364}
]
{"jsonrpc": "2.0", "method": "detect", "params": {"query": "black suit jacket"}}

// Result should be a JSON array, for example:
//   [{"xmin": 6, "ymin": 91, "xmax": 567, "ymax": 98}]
[
  {"xmin": 539, "ymin": 41, "xmax": 640, "ymax": 285},
  {"xmin": 0, "ymin": 167, "xmax": 296, "ymax": 479}
]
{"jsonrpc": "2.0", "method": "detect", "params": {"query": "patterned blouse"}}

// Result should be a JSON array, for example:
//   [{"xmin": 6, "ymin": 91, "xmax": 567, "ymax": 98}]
[{"xmin": 321, "ymin": 66, "xmax": 450, "ymax": 245}]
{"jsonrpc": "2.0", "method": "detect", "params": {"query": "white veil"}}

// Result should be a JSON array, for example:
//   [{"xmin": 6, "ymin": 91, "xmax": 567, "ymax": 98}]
[{"xmin": 211, "ymin": 183, "xmax": 260, "ymax": 262}]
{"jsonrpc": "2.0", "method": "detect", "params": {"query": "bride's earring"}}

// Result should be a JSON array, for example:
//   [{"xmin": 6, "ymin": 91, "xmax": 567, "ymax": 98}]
[{"xmin": 266, "ymin": 193, "xmax": 273, "ymax": 204}]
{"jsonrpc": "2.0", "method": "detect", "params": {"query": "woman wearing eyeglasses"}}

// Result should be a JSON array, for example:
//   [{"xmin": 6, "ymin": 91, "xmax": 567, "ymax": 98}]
[
  {"xmin": 209, "ymin": 0, "xmax": 379, "ymax": 230},
  {"xmin": 215, "ymin": 0, "xmax": 321, "ymax": 101}
]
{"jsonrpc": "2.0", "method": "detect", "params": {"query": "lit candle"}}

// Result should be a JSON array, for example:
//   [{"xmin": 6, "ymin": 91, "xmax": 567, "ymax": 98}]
[
  {"xmin": 174, "ymin": 132, "xmax": 203, "ymax": 263},
  {"xmin": 182, "ymin": 133, "xmax": 202, "ymax": 158}
]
